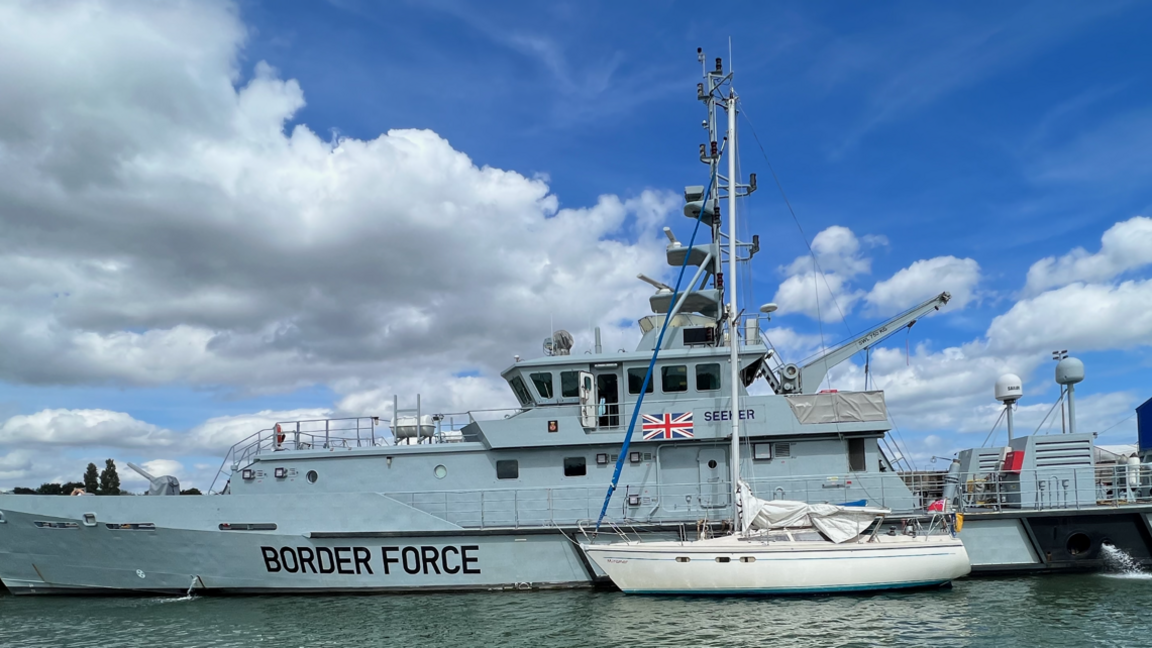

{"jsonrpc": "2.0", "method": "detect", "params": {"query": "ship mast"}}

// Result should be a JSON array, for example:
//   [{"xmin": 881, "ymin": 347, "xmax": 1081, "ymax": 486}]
[{"xmin": 724, "ymin": 84, "xmax": 742, "ymax": 533}]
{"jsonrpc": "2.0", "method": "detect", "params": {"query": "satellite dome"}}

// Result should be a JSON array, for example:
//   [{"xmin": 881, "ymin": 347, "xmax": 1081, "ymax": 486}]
[
  {"xmin": 994, "ymin": 374, "xmax": 1023, "ymax": 402},
  {"xmin": 1055, "ymin": 357, "xmax": 1085, "ymax": 385}
]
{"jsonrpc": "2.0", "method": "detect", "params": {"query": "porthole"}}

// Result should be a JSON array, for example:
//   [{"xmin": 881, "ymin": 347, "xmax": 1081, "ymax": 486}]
[
  {"xmin": 740, "ymin": 556, "xmax": 756, "ymax": 563},
  {"xmin": 675, "ymin": 556, "xmax": 690, "ymax": 563},
  {"xmin": 306, "ymin": 470, "xmax": 318, "ymax": 484},
  {"xmin": 715, "ymin": 556, "xmax": 731, "ymax": 563},
  {"xmin": 707, "ymin": 459, "xmax": 718, "ymax": 469},
  {"xmin": 434, "ymin": 465, "xmax": 448, "ymax": 479}
]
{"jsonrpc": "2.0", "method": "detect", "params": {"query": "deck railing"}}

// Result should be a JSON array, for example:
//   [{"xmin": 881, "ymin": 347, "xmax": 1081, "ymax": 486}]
[{"xmin": 208, "ymin": 410, "xmax": 522, "ymax": 493}]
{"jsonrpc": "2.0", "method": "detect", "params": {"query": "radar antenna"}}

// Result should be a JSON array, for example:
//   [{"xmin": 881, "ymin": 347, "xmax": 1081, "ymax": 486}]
[{"xmin": 543, "ymin": 329, "xmax": 574, "ymax": 356}]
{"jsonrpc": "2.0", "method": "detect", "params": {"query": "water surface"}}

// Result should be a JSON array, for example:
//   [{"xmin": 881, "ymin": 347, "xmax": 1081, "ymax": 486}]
[{"xmin": 1, "ymin": 574, "xmax": 1149, "ymax": 648}]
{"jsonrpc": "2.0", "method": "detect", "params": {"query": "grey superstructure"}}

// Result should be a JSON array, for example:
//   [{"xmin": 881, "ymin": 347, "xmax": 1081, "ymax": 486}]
[{"xmin": 2, "ymin": 50, "xmax": 1150, "ymax": 595}]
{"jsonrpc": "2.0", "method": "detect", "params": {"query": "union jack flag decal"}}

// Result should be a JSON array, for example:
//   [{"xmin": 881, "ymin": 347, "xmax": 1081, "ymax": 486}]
[{"xmin": 642, "ymin": 412, "xmax": 694, "ymax": 440}]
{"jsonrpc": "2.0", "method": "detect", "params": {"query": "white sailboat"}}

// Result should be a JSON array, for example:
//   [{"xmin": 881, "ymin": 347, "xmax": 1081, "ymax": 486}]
[{"xmin": 582, "ymin": 51, "xmax": 971, "ymax": 596}]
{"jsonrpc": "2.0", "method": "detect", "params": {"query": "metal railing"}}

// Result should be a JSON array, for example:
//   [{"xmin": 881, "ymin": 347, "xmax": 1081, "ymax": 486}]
[
  {"xmin": 208, "ymin": 410, "xmax": 524, "ymax": 493},
  {"xmin": 382, "ymin": 465, "xmax": 1152, "ymax": 530},
  {"xmin": 903, "ymin": 463, "xmax": 1152, "ymax": 513},
  {"xmin": 382, "ymin": 472, "xmax": 921, "ymax": 530}
]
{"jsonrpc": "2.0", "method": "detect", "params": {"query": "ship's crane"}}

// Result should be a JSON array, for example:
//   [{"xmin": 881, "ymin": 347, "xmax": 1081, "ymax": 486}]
[{"xmin": 774, "ymin": 291, "xmax": 952, "ymax": 394}]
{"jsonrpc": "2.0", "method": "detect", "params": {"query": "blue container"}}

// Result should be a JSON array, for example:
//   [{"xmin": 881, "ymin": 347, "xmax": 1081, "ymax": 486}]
[{"xmin": 1139, "ymin": 397, "xmax": 1152, "ymax": 456}]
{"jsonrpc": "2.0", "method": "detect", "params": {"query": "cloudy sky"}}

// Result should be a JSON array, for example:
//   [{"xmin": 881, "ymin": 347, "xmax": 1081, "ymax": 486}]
[{"xmin": 2, "ymin": 0, "xmax": 1151, "ymax": 491}]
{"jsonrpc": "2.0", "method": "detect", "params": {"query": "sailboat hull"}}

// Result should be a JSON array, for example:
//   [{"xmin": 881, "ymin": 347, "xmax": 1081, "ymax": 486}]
[{"xmin": 583, "ymin": 534, "xmax": 971, "ymax": 595}]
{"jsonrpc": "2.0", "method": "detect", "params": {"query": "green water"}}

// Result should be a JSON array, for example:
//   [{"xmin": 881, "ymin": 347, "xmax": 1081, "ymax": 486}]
[{"xmin": 1, "ymin": 574, "xmax": 1149, "ymax": 648}]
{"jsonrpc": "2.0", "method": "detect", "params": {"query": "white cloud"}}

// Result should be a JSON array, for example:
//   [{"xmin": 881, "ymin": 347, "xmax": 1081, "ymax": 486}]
[
  {"xmin": 187, "ymin": 409, "xmax": 333, "ymax": 453},
  {"xmin": 774, "ymin": 226, "xmax": 875, "ymax": 321},
  {"xmin": 1024, "ymin": 216, "xmax": 1152, "ymax": 294},
  {"xmin": 0, "ymin": 450, "xmax": 36, "ymax": 482},
  {"xmin": 0, "ymin": 409, "xmax": 176, "ymax": 448},
  {"xmin": 987, "ymin": 278, "xmax": 1152, "ymax": 356},
  {"xmin": 0, "ymin": 0, "xmax": 672, "ymax": 399},
  {"xmin": 773, "ymin": 271, "xmax": 865, "ymax": 323},
  {"xmin": 783, "ymin": 226, "xmax": 873, "ymax": 277},
  {"xmin": 866, "ymin": 256, "xmax": 980, "ymax": 315}
]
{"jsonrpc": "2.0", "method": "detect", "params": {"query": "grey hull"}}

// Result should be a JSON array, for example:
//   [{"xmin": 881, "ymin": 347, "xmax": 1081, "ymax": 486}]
[{"xmin": 0, "ymin": 494, "xmax": 603, "ymax": 595}]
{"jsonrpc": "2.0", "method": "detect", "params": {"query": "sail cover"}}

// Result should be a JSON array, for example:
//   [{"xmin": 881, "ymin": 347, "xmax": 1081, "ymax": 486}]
[{"xmin": 739, "ymin": 483, "xmax": 889, "ymax": 543}]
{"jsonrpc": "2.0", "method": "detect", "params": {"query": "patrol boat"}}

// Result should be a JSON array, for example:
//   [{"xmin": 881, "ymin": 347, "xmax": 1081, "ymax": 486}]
[
  {"xmin": 583, "ymin": 67, "xmax": 969, "ymax": 595},
  {"xmin": 0, "ymin": 49, "xmax": 1148, "ymax": 595}
]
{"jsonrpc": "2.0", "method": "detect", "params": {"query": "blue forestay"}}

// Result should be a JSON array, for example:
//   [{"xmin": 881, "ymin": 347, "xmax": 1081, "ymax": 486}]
[{"xmin": 594, "ymin": 176, "xmax": 714, "ymax": 532}]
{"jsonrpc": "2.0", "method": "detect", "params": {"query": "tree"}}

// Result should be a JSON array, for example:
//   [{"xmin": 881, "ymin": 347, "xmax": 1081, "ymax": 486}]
[
  {"xmin": 13, "ymin": 487, "xmax": 36, "ymax": 494},
  {"xmin": 99, "ymin": 459, "xmax": 121, "ymax": 495},
  {"xmin": 84, "ymin": 462, "xmax": 100, "ymax": 494},
  {"xmin": 36, "ymin": 483, "xmax": 64, "ymax": 495},
  {"xmin": 179, "ymin": 488, "xmax": 202, "ymax": 495}
]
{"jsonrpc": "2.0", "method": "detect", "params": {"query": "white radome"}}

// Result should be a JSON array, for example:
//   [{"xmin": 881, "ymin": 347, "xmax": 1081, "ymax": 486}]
[
  {"xmin": 1055, "ymin": 357, "xmax": 1085, "ymax": 385},
  {"xmin": 994, "ymin": 373, "xmax": 1023, "ymax": 402}
]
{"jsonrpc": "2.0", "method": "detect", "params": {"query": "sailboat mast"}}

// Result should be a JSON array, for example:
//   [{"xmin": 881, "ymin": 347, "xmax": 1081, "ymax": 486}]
[{"xmin": 725, "ymin": 86, "xmax": 741, "ymax": 531}]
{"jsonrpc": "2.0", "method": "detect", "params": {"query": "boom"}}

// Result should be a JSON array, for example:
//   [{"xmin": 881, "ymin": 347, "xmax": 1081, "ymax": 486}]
[{"xmin": 775, "ymin": 292, "xmax": 951, "ymax": 394}]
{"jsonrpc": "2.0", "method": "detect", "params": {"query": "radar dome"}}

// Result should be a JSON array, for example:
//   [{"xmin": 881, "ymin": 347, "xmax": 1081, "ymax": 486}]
[
  {"xmin": 994, "ymin": 374, "xmax": 1023, "ymax": 402},
  {"xmin": 1055, "ymin": 357, "xmax": 1085, "ymax": 385}
]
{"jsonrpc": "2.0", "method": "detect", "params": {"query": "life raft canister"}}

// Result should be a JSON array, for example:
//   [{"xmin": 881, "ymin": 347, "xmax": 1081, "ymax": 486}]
[{"xmin": 275, "ymin": 423, "xmax": 286, "ymax": 445}]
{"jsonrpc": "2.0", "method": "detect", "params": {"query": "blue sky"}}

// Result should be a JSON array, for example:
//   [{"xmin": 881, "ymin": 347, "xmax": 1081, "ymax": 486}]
[{"xmin": 1, "ymin": 0, "xmax": 1150, "ymax": 489}]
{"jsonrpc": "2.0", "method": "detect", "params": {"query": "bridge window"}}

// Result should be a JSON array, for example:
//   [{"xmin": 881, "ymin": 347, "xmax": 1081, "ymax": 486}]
[
  {"xmin": 563, "ymin": 457, "xmax": 586, "ymax": 477},
  {"xmin": 560, "ymin": 371, "xmax": 579, "ymax": 398},
  {"xmin": 848, "ymin": 438, "xmax": 866, "ymax": 472},
  {"xmin": 661, "ymin": 365, "xmax": 688, "ymax": 392},
  {"xmin": 496, "ymin": 460, "xmax": 519, "ymax": 480},
  {"xmin": 696, "ymin": 363, "xmax": 721, "ymax": 391},
  {"xmin": 530, "ymin": 372, "xmax": 554, "ymax": 399},
  {"xmin": 509, "ymin": 376, "xmax": 533, "ymax": 407},
  {"xmin": 627, "ymin": 367, "xmax": 654, "ymax": 394}
]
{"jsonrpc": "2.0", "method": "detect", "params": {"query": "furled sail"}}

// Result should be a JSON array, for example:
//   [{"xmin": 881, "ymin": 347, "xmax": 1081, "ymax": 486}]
[{"xmin": 738, "ymin": 483, "xmax": 889, "ymax": 543}]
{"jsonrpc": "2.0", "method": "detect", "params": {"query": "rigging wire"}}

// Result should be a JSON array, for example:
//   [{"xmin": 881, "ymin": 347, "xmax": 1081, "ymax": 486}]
[
  {"xmin": 739, "ymin": 104, "xmax": 853, "ymax": 340},
  {"xmin": 980, "ymin": 407, "xmax": 1009, "ymax": 449},
  {"xmin": 740, "ymin": 103, "xmax": 918, "ymax": 470},
  {"xmin": 1032, "ymin": 389, "xmax": 1067, "ymax": 436},
  {"xmin": 1097, "ymin": 412, "xmax": 1137, "ymax": 437},
  {"xmin": 593, "ymin": 167, "xmax": 715, "ymax": 532}
]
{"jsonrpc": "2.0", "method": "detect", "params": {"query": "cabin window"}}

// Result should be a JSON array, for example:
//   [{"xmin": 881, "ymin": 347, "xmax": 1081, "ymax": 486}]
[
  {"xmin": 509, "ymin": 376, "xmax": 533, "ymax": 407},
  {"xmin": 560, "ymin": 371, "xmax": 580, "ymax": 398},
  {"xmin": 696, "ymin": 363, "xmax": 721, "ymax": 391},
  {"xmin": 661, "ymin": 365, "xmax": 688, "ymax": 392},
  {"xmin": 848, "ymin": 438, "xmax": 866, "ymax": 472},
  {"xmin": 496, "ymin": 460, "xmax": 519, "ymax": 480},
  {"xmin": 563, "ymin": 456, "xmax": 586, "ymax": 477},
  {"xmin": 627, "ymin": 367, "xmax": 654, "ymax": 394},
  {"xmin": 530, "ymin": 372, "xmax": 554, "ymax": 399}
]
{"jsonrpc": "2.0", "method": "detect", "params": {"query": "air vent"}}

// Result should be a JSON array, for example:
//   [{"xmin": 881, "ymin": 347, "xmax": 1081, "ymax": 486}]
[
  {"xmin": 753, "ymin": 443, "xmax": 772, "ymax": 460},
  {"xmin": 774, "ymin": 443, "xmax": 792, "ymax": 458}
]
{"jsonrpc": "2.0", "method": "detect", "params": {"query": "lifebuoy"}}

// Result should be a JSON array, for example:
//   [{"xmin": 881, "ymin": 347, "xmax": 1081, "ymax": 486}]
[{"xmin": 275, "ymin": 423, "xmax": 286, "ymax": 446}]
